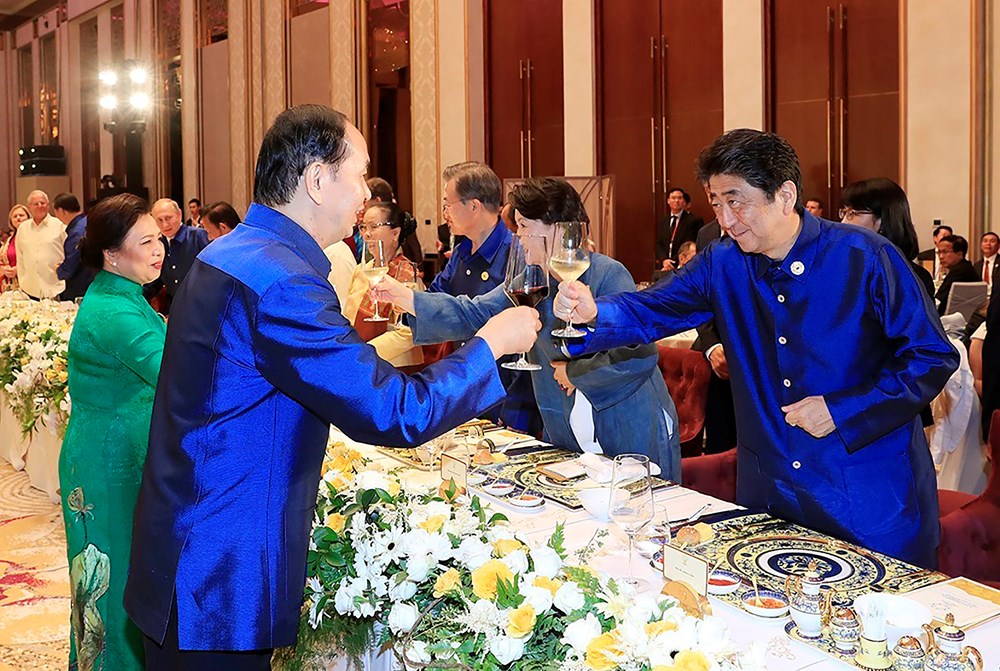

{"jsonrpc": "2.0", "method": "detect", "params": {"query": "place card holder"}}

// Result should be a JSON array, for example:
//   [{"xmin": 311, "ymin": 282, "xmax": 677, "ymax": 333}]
[
  {"xmin": 440, "ymin": 451, "xmax": 468, "ymax": 490},
  {"xmin": 661, "ymin": 543, "xmax": 709, "ymax": 597}
]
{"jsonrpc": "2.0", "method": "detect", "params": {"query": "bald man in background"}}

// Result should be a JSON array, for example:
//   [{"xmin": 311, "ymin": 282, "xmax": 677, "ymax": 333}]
[
  {"xmin": 15, "ymin": 190, "xmax": 65, "ymax": 299},
  {"xmin": 143, "ymin": 198, "xmax": 209, "ymax": 314}
]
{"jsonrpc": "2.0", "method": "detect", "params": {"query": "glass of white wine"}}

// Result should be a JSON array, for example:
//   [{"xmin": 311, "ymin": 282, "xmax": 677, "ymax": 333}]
[
  {"xmin": 394, "ymin": 260, "xmax": 421, "ymax": 328},
  {"xmin": 362, "ymin": 238, "xmax": 390, "ymax": 322},
  {"xmin": 549, "ymin": 221, "xmax": 591, "ymax": 338},
  {"xmin": 609, "ymin": 453, "xmax": 655, "ymax": 591}
]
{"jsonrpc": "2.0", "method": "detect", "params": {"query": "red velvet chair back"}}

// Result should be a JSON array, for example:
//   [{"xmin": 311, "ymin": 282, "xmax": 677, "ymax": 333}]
[
  {"xmin": 680, "ymin": 448, "xmax": 737, "ymax": 502},
  {"xmin": 937, "ymin": 410, "xmax": 1000, "ymax": 586},
  {"xmin": 656, "ymin": 345, "xmax": 711, "ymax": 444}
]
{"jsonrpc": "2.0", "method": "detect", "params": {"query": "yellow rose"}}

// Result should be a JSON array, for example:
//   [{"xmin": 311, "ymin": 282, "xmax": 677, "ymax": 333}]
[
  {"xmin": 325, "ymin": 513, "xmax": 346, "ymax": 534},
  {"xmin": 387, "ymin": 479, "xmax": 401, "ymax": 497},
  {"xmin": 506, "ymin": 603, "xmax": 537, "ymax": 639},
  {"xmin": 57, "ymin": 370, "xmax": 67, "ymax": 383},
  {"xmin": 493, "ymin": 538, "xmax": 524, "ymax": 557},
  {"xmin": 433, "ymin": 568, "xmax": 461, "ymax": 598},
  {"xmin": 533, "ymin": 575, "xmax": 562, "ymax": 596},
  {"xmin": 471, "ymin": 559, "xmax": 514, "ymax": 600},
  {"xmin": 671, "ymin": 650, "xmax": 711, "ymax": 671},
  {"xmin": 645, "ymin": 620, "xmax": 678, "ymax": 637},
  {"xmin": 419, "ymin": 515, "xmax": 447, "ymax": 533},
  {"xmin": 585, "ymin": 631, "xmax": 620, "ymax": 671}
]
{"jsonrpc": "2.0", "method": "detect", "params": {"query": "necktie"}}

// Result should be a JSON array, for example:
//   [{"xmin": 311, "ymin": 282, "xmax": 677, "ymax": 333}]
[
  {"xmin": 668, "ymin": 215, "xmax": 679, "ymax": 256},
  {"xmin": 985, "ymin": 258, "xmax": 991, "ymax": 284}
]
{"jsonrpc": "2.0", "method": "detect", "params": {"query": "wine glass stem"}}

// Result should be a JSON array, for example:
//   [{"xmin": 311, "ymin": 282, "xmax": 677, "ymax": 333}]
[
  {"xmin": 518, "ymin": 353, "xmax": 528, "ymax": 366},
  {"xmin": 627, "ymin": 532, "xmax": 635, "ymax": 581}
]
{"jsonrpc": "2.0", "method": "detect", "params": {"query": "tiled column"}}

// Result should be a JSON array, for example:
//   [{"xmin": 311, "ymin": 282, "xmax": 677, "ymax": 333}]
[{"xmin": 410, "ymin": 0, "xmax": 439, "ymax": 251}]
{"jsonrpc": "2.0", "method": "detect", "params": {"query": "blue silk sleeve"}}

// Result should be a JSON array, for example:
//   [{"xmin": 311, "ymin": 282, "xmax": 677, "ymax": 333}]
[
  {"xmin": 409, "ymin": 285, "xmax": 509, "ymax": 345},
  {"xmin": 251, "ymin": 273, "xmax": 506, "ymax": 447}
]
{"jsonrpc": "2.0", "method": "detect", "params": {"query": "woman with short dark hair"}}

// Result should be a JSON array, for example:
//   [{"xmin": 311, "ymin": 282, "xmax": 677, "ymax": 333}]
[
  {"xmin": 840, "ymin": 177, "xmax": 934, "ymax": 299},
  {"xmin": 59, "ymin": 193, "xmax": 166, "ymax": 671}
]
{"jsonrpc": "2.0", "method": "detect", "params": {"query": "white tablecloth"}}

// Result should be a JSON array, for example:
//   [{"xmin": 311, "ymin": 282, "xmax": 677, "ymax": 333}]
[
  {"xmin": 325, "ymin": 429, "xmax": 1000, "ymax": 670},
  {"xmin": 0, "ymin": 391, "xmax": 62, "ymax": 503}
]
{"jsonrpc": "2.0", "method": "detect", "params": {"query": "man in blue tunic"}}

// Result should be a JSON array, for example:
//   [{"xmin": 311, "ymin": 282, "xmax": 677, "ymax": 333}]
[
  {"xmin": 125, "ymin": 105, "xmax": 541, "ymax": 669},
  {"xmin": 555, "ymin": 129, "xmax": 957, "ymax": 568}
]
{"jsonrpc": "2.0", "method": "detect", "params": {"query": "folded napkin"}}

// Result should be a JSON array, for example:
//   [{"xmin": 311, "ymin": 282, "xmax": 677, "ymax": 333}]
[{"xmin": 577, "ymin": 452, "xmax": 661, "ymax": 484}]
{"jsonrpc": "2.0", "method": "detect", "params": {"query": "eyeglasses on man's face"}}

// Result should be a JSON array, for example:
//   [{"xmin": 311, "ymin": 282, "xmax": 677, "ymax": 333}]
[{"xmin": 441, "ymin": 198, "xmax": 468, "ymax": 213}]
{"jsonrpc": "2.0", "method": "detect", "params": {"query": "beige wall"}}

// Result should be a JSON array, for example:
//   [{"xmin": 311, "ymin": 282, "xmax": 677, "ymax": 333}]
[
  {"xmin": 722, "ymin": 0, "xmax": 765, "ymax": 131},
  {"xmin": 200, "ymin": 39, "xmax": 231, "ymax": 205},
  {"xmin": 563, "ymin": 0, "xmax": 596, "ymax": 176},
  {"xmin": 437, "ymin": 0, "xmax": 468, "ymax": 170},
  {"xmin": 906, "ymin": 1, "xmax": 973, "ymax": 249},
  {"xmin": 290, "ymin": 7, "xmax": 332, "ymax": 107}
]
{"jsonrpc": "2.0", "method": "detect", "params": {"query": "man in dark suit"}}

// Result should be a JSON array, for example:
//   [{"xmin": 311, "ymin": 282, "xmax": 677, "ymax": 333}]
[
  {"xmin": 917, "ymin": 225, "xmax": 953, "ymax": 281},
  {"xmin": 655, "ymin": 187, "xmax": 703, "ymax": 271},
  {"xmin": 935, "ymin": 234, "xmax": 980, "ymax": 315},
  {"xmin": 125, "ymin": 105, "xmax": 540, "ymax": 668},
  {"xmin": 973, "ymin": 232, "xmax": 1000, "ymax": 299},
  {"xmin": 143, "ymin": 198, "xmax": 209, "ymax": 315}
]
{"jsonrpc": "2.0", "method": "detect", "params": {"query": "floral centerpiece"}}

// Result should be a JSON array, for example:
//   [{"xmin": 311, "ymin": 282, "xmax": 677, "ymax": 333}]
[
  {"xmin": 275, "ymin": 443, "xmax": 763, "ymax": 671},
  {"xmin": 0, "ymin": 293, "xmax": 74, "ymax": 438}
]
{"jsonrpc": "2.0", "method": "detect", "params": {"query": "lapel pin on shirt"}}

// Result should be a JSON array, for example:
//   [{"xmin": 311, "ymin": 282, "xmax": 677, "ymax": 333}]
[
  {"xmin": 481, "ymin": 271, "xmax": 489, "ymax": 281},
  {"xmin": 790, "ymin": 261, "xmax": 805, "ymax": 276}
]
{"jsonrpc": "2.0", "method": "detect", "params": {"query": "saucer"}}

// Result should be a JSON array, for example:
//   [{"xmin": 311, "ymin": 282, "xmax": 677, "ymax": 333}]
[{"xmin": 784, "ymin": 620, "xmax": 823, "ymax": 641}]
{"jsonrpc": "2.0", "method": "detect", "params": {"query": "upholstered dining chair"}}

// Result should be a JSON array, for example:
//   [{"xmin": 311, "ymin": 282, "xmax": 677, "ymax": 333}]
[
  {"xmin": 937, "ymin": 410, "xmax": 1000, "ymax": 586},
  {"xmin": 656, "ymin": 345, "xmax": 711, "ymax": 455},
  {"xmin": 680, "ymin": 448, "xmax": 737, "ymax": 502}
]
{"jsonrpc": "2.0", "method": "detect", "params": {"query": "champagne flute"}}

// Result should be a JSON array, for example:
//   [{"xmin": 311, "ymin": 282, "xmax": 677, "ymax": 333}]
[
  {"xmin": 362, "ymin": 238, "xmax": 390, "ymax": 322},
  {"xmin": 609, "ymin": 453, "xmax": 655, "ymax": 591},
  {"xmin": 549, "ymin": 221, "xmax": 591, "ymax": 338},
  {"xmin": 501, "ymin": 235, "xmax": 549, "ymax": 372}
]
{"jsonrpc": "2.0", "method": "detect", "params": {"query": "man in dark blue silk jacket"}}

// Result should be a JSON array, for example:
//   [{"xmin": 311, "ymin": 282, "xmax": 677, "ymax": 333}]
[
  {"xmin": 125, "ymin": 105, "xmax": 541, "ymax": 669},
  {"xmin": 556, "ymin": 129, "xmax": 958, "ymax": 569}
]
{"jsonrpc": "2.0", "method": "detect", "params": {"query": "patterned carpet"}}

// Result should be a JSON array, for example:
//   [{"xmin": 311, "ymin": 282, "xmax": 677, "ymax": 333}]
[{"xmin": 0, "ymin": 460, "xmax": 70, "ymax": 671}]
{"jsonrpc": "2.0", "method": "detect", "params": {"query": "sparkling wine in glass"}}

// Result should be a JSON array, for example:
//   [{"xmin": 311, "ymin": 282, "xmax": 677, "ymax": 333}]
[
  {"xmin": 501, "ymin": 235, "xmax": 549, "ymax": 372},
  {"xmin": 362, "ymin": 238, "xmax": 390, "ymax": 322},
  {"xmin": 609, "ymin": 453, "xmax": 655, "ymax": 591},
  {"xmin": 549, "ymin": 221, "xmax": 591, "ymax": 338},
  {"xmin": 394, "ymin": 260, "xmax": 421, "ymax": 328}
]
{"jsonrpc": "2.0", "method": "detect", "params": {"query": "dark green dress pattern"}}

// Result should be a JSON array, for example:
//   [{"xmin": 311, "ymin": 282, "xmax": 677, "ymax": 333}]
[{"xmin": 59, "ymin": 270, "xmax": 166, "ymax": 671}]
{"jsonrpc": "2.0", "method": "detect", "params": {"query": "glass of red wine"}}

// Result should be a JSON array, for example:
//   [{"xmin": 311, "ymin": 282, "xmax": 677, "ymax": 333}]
[{"xmin": 501, "ymin": 234, "xmax": 549, "ymax": 372}]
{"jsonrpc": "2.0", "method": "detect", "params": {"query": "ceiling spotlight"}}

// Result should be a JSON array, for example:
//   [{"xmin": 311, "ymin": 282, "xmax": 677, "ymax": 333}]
[
  {"xmin": 129, "ymin": 92, "xmax": 151, "ymax": 110},
  {"xmin": 99, "ymin": 69, "xmax": 118, "ymax": 86},
  {"xmin": 99, "ymin": 94, "xmax": 118, "ymax": 110},
  {"xmin": 129, "ymin": 67, "xmax": 147, "ymax": 84}
]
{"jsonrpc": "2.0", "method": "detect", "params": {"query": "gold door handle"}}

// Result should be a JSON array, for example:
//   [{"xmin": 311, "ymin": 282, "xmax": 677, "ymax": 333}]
[
  {"xmin": 519, "ymin": 130, "xmax": 525, "ymax": 178},
  {"xmin": 826, "ymin": 100, "xmax": 832, "ymax": 189},
  {"xmin": 650, "ymin": 117, "xmax": 657, "ymax": 195},
  {"xmin": 839, "ymin": 98, "xmax": 845, "ymax": 187},
  {"xmin": 661, "ymin": 114, "xmax": 667, "ymax": 189},
  {"xmin": 527, "ymin": 129, "xmax": 533, "ymax": 177}
]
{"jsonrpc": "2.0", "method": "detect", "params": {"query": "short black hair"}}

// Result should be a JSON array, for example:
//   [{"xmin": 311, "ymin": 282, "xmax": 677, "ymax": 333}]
[
  {"xmin": 941, "ymin": 234, "xmax": 968, "ymax": 257},
  {"xmin": 253, "ymin": 105, "xmax": 351, "ymax": 207},
  {"xmin": 203, "ymin": 201, "xmax": 241, "ymax": 229},
  {"xmin": 840, "ymin": 178, "xmax": 919, "ymax": 259},
  {"xmin": 806, "ymin": 197, "xmax": 824, "ymax": 209},
  {"xmin": 79, "ymin": 194, "xmax": 150, "ymax": 269},
  {"xmin": 667, "ymin": 187, "xmax": 685, "ymax": 198},
  {"xmin": 508, "ymin": 177, "xmax": 589, "ymax": 225},
  {"xmin": 188, "ymin": 198, "xmax": 201, "ymax": 207},
  {"xmin": 697, "ymin": 129, "xmax": 803, "ymax": 213},
  {"xmin": 933, "ymin": 225, "xmax": 953, "ymax": 237},
  {"xmin": 53, "ymin": 192, "xmax": 81, "ymax": 213},
  {"xmin": 982, "ymin": 232, "xmax": 1000, "ymax": 243},
  {"xmin": 366, "ymin": 177, "xmax": 394, "ymax": 203}
]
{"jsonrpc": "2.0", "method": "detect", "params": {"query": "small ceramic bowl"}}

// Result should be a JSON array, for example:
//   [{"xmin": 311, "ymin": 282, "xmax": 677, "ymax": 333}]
[
  {"xmin": 740, "ymin": 590, "xmax": 789, "ymax": 617},
  {"xmin": 577, "ymin": 487, "xmax": 629, "ymax": 522},
  {"xmin": 707, "ymin": 569, "xmax": 742, "ymax": 596},
  {"xmin": 508, "ymin": 492, "xmax": 545, "ymax": 508},
  {"xmin": 467, "ymin": 472, "xmax": 488, "ymax": 486},
  {"xmin": 482, "ymin": 480, "xmax": 516, "ymax": 497}
]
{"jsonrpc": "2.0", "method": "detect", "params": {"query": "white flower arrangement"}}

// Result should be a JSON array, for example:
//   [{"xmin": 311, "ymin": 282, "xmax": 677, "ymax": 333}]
[
  {"xmin": 275, "ymin": 443, "xmax": 764, "ymax": 671},
  {"xmin": 0, "ymin": 294, "xmax": 75, "ymax": 438}
]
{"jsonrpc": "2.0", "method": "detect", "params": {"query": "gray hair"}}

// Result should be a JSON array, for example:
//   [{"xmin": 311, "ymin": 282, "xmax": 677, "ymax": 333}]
[
  {"xmin": 442, "ymin": 161, "xmax": 502, "ymax": 213},
  {"xmin": 152, "ymin": 198, "xmax": 182, "ymax": 214}
]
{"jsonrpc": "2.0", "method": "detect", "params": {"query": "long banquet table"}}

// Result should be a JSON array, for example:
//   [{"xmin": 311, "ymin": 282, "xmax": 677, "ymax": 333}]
[
  {"xmin": 327, "ymin": 428, "xmax": 1000, "ymax": 671},
  {"xmin": 0, "ymin": 390, "xmax": 62, "ymax": 503}
]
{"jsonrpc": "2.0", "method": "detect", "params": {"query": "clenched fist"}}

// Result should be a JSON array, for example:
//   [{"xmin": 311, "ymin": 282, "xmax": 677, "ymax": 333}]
[{"xmin": 476, "ymin": 307, "xmax": 542, "ymax": 359}]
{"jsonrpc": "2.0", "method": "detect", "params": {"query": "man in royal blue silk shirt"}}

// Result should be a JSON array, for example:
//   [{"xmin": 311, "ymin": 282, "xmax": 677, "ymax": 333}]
[
  {"xmin": 556, "ymin": 129, "xmax": 958, "ymax": 568},
  {"xmin": 427, "ymin": 161, "xmax": 542, "ymax": 435},
  {"xmin": 125, "ymin": 105, "xmax": 541, "ymax": 669},
  {"xmin": 52, "ymin": 192, "xmax": 95, "ymax": 301}
]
